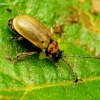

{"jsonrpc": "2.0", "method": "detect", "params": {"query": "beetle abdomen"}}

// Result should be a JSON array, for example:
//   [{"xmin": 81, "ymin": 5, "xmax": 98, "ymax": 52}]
[{"xmin": 12, "ymin": 15, "xmax": 53, "ymax": 49}]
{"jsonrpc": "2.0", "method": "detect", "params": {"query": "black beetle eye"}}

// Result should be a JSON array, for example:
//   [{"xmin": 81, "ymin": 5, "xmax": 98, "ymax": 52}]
[{"xmin": 52, "ymin": 49, "xmax": 62, "ymax": 62}]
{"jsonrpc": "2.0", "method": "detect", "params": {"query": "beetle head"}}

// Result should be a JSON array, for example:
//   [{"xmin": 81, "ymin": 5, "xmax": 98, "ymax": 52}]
[
  {"xmin": 46, "ymin": 40, "xmax": 62, "ymax": 61},
  {"xmin": 52, "ymin": 49, "xmax": 62, "ymax": 62}
]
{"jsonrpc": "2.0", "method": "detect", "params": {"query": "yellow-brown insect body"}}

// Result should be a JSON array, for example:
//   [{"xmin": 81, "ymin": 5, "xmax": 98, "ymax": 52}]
[
  {"xmin": 12, "ymin": 15, "xmax": 53, "ymax": 49},
  {"xmin": 8, "ymin": 15, "xmax": 62, "ymax": 61}
]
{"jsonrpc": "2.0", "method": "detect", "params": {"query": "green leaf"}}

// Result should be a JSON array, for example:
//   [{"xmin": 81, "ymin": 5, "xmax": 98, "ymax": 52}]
[{"xmin": 0, "ymin": 0, "xmax": 100, "ymax": 100}]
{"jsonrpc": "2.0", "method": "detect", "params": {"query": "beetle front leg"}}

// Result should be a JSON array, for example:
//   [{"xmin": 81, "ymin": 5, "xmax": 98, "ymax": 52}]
[{"xmin": 47, "ymin": 56, "xmax": 59, "ymax": 69}]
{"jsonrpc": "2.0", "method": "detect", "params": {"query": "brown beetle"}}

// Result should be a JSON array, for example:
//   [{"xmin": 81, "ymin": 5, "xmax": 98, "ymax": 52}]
[{"xmin": 8, "ymin": 15, "xmax": 100, "ymax": 83}]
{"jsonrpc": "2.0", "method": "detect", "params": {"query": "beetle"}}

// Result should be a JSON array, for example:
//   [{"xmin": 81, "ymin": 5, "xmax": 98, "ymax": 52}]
[
  {"xmin": 8, "ymin": 15, "xmax": 100, "ymax": 83},
  {"xmin": 8, "ymin": 15, "xmax": 62, "ymax": 61},
  {"xmin": 8, "ymin": 15, "xmax": 79, "ymax": 82}
]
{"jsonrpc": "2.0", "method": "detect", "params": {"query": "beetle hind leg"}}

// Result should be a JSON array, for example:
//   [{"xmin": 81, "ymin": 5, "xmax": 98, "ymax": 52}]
[
  {"xmin": 10, "ymin": 36, "xmax": 24, "ymax": 41},
  {"xmin": 16, "ymin": 51, "xmax": 37, "ymax": 59}
]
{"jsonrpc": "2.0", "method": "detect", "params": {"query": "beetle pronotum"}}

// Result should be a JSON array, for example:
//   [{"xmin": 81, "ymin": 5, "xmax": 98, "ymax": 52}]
[{"xmin": 8, "ymin": 15, "xmax": 100, "ymax": 83}]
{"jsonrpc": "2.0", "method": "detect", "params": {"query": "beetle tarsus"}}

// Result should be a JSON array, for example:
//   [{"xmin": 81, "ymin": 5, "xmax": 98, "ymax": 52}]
[
  {"xmin": 74, "ymin": 78, "xmax": 83, "ymax": 83},
  {"xmin": 74, "ymin": 77, "xmax": 79, "ymax": 83}
]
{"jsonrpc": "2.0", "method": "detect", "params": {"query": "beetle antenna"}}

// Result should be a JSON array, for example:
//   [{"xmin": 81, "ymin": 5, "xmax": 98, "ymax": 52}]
[
  {"xmin": 65, "ymin": 55, "xmax": 100, "ymax": 59},
  {"xmin": 61, "ymin": 57, "xmax": 79, "ymax": 83}
]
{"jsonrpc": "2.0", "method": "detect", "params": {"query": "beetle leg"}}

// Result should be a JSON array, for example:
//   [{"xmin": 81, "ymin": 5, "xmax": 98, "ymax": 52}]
[
  {"xmin": 10, "ymin": 36, "xmax": 24, "ymax": 41},
  {"xmin": 16, "ymin": 51, "xmax": 37, "ymax": 59},
  {"xmin": 47, "ymin": 56, "xmax": 59, "ymax": 68}
]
